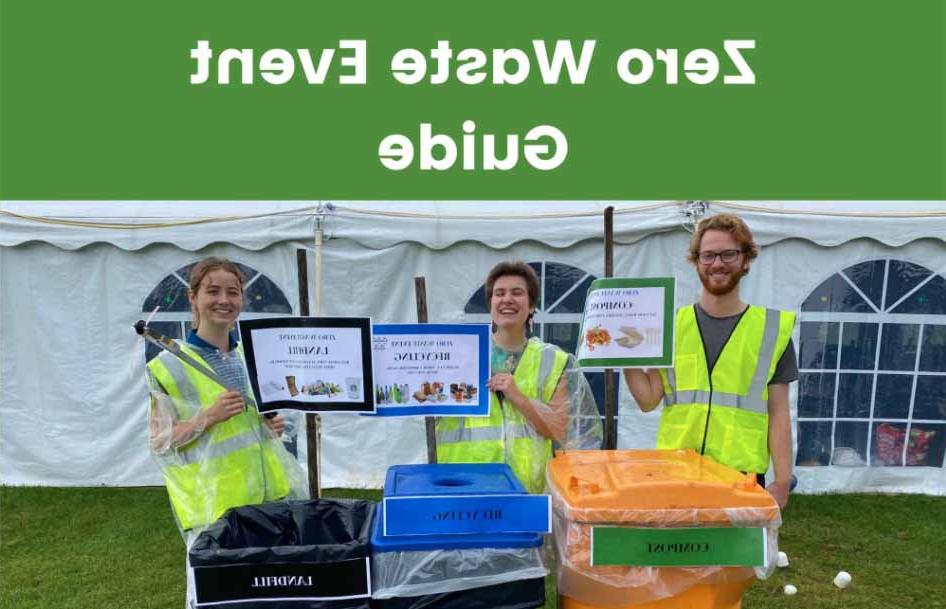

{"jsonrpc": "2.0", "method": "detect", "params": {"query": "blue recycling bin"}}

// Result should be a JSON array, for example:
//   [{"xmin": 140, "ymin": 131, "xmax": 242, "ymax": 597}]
[{"xmin": 370, "ymin": 463, "xmax": 549, "ymax": 609}]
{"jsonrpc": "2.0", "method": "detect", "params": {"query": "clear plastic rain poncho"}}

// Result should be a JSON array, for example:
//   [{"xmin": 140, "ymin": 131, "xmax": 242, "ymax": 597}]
[
  {"xmin": 148, "ymin": 379, "xmax": 309, "ymax": 542},
  {"xmin": 436, "ymin": 340, "xmax": 604, "ymax": 494},
  {"xmin": 547, "ymin": 449, "xmax": 781, "ymax": 607}
]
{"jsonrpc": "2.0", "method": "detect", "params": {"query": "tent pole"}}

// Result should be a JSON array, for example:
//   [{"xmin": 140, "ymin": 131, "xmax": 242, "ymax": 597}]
[
  {"xmin": 297, "ymin": 247, "xmax": 322, "ymax": 498},
  {"xmin": 414, "ymin": 276, "xmax": 438, "ymax": 464},
  {"xmin": 603, "ymin": 206, "xmax": 617, "ymax": 450}
]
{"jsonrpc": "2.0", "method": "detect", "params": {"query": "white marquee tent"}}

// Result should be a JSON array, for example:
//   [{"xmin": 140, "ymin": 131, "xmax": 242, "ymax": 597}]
[{"xmin": 2, "ymin": 200, "xmax": 945, "ymax": 495}]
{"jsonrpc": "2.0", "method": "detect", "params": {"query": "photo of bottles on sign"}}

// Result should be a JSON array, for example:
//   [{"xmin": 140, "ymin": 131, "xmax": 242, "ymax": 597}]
[
  {"xmin": 375, "ymin": 381, "xmax": 479, "ymax": 405},
  {"xmin": 370, "ymin": 323, "xmax": 490, "ymax": 417}
]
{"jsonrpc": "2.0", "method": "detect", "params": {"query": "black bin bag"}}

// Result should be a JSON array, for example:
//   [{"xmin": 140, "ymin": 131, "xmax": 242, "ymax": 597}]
[{"xmin": 188, "ymin": 499, "xmax": 376, "ymax": 609}]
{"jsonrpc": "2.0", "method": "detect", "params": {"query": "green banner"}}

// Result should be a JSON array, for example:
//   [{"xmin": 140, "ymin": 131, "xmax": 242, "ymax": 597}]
[
  {"xmin": 1, "ymin": 1, "xmax": 943, "ymax": 199},
  {"xmin": 591, "ymin": 527, "xmax": 766, "ymax": 567}
]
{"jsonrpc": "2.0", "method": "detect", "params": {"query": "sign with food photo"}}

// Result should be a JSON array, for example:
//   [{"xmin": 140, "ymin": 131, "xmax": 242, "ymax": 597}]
[
  {"xmin": 576, "ymin": 277, "xmax": 675, "ymax": 369},
  {"xmin": 239, "ymin": 317, "xmax": 374, "ymax": 413},
  {"xmin": 368, "ymin": 323, "xmax": 490, "ymax": 417}
]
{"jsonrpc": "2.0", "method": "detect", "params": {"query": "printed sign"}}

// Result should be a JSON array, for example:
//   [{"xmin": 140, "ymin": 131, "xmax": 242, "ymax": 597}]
[
  {"xmin": 239, "ymin": 317, "xmax": 374, "ymax": 413},
  {"xmin": 192, "ymin": 557, "xmax": 371, "ymax": 606},
  {"xmin": 577, "ymin": 277, "xmax": 675, "ymax": 368},
  {"xmin": 369, "ymin": 323, "xmax": 490, "ymax": 417},
  {"xmin": 382, "ymin": 494, "xmax": 551, "ymax": 537},
  {"xmin": 591, "ymin": 526, "xmax": 766, "ymax": 567}
]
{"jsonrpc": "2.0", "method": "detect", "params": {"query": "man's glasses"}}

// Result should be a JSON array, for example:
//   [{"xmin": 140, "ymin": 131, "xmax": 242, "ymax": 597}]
[{"xmin": 698, "ymin": 249, "xmax": 743, "ymax": 264}]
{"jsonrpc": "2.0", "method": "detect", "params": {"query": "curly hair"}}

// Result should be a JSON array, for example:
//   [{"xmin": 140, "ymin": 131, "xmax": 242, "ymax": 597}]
[{"xmin": 687, "ymin": 213, "xmax": 759, "ymax": 265}]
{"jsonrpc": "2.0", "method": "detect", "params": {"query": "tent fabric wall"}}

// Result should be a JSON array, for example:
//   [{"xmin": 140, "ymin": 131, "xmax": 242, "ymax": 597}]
[{"xmin": 1, "ymin": 201, "xmax": 944, "ymax": 494}]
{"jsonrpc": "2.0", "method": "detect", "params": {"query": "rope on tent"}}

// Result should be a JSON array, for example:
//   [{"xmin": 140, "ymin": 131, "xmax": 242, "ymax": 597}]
[
  {"xmin": 330, "ymin": 201, "xmax": 676, "ymax": 220},
  {"xmin": 716, "ymin": 201, "xmax": 946, "ymax": 218},
  {"xmin": 0, "ymin": 205, "xmax": 321, "ymax": 229},
  {"xmin": 0, "ymin": 202, "xmax": 678, "ymax": 230}
]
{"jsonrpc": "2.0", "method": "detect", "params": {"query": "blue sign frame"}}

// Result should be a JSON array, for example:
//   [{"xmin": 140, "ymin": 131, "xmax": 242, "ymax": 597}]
[{"xmin": 369, "ymin": 323, "xmax": 490, "ymax": 417}]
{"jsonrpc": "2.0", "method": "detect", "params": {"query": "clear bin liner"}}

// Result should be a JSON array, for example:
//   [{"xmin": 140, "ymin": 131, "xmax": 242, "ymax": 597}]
[{"xmin": 371, "ymin": 545, "xmax": 547, "ymax": 599}]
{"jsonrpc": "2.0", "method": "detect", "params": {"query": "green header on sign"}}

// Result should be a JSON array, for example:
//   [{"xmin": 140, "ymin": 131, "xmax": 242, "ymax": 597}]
[
  {"xmin": 1, "ymin": 0, "xmax": 942, "ymax": 199},
  {"xmin": 591, "ymin": 527, "xmax": 766, "ymax": 567}
]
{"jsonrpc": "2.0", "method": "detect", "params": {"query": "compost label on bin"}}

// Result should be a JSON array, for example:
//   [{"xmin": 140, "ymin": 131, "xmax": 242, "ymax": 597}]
[
  {"xmin": 192, "ymin": 557, "xmax": 371, "ymax": 605},
  {"xmin": 591, "ymin": 527, "xmax": 766, "ymax": 567},
  {"xmin": 383, "ymin": 494, "xmax": 551, "ymax": 536}
]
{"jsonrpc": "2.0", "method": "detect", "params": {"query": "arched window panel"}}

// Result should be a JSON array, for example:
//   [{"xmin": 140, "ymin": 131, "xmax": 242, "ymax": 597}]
[
  {"xmin": 543, "ymin": 263, "xmax": 589, "ymax": 312},
  {"xmin": 839, "ymin": 323, "xmax": 879, "ymax": 370},
  {"xmin": 835, "ymin": 373, "xmax": 872, "ymax": 418},
  {"xmin": 801, "ymin": 273, "xmax": 874, "ymax": 313},
  {"xmin": 142, "ymin": 274, "xmax": 190, "ymax": 312},
  {"xmin": 797, "ymin": 372, "xmax": 835, "ymax": 418},
  {"xmin": 844, "ymin": 260, "xmax": 886, "ymax": 311},
  {"xmin": 799, "ymin": 322, "xmax": 839, "ymax": 369},
  {"xmin": 464, "ymin": 286, "xmax": 488, "ymax": 314},
  {"xmin": 548, "ymin": 275, "xmax": 596, "ymax": 314},
  {"xmin": 244, "ymin": 275, "xmax": 292, "ymax": 314},
  {"xmin": 890, "ymin": 275, "xmax": 946, "ymax": 315},
  {"xmin": 142, "ymin": 262, "xmax": 291, "ymax": 363},
  {"xmin": 920, "ymin": 325, "xmax": 946, "ymax": 372},
  {"xmin": 143, "ymin": 321, "xmax": 184, "ymax": 363},
  {"xmin": 463, "ymin": 261, "xmax": 616, "ymax": 422},
  {"xmin": 873, "ymin": 374, "xmax": 913, "ymax": 419},
  {"xmin": 878, "ymin": 324, "xmax": 920, "ymax": 371},
  {"xmin": 885, "ymin": 260, "xmax": 932, "ymax": 310}
]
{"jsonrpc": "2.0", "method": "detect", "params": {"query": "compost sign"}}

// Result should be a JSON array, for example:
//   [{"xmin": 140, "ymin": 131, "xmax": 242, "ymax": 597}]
[
  {"xmin": 591, "ymin": 526, "xmax": 766, "ymax": 567},
  {"xmin": 239, "ymin": 317, "xmax": 374, "ymax": 413},
  {"xmin": 369, "ymin": 323, "xmax": 490, "ymax": 417},
  {"xmin": 577, "ymin": 277, "xmax": 675, "ymax": 368}
]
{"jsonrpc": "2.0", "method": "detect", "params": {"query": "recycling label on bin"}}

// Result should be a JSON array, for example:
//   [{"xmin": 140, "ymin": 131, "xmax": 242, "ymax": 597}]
[
  {"xmin": 192, "ymin": 557, "xmax": 371, "ymax": 606},
  {"xmin": 382, "ymin": 494, "xmax": 551, "ymax": 536},
  {"xmin": 590, "ymin": 527, "xmax": 766, "ymax": 567}
]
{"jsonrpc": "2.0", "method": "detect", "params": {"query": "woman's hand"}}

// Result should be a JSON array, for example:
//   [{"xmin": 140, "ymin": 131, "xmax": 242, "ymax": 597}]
[
  {"xmin": 205, "ymin": 391, "xmax": 244, "ymax": 426},
  {"xmin": 264, "ymin": 414, "xmax": 286, "ymax": 436},
  {"xmin": 488, "ymin": 373, "xmax": 524, "ymax": 404}
]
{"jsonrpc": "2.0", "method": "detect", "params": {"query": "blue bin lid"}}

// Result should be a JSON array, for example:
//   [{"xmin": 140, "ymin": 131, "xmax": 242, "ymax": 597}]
[
  {"xmin": 370, "ymin": 502, "xmax": 543, "ymax": 552},
  {"xmin": 383, "ymin": 463, "xmax": 527, "ymax": 497}
]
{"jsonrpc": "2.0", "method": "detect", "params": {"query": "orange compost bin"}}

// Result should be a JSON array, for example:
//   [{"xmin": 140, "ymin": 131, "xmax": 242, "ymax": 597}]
[{"xmin": 548, "ymin": 449, "xmax": 781, "ymax": 609}]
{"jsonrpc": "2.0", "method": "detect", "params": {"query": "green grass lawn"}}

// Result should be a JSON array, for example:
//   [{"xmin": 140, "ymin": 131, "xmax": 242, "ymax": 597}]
[{"xmin": 2, "ymin": 487, "xmax": 943, "ymax": 609}]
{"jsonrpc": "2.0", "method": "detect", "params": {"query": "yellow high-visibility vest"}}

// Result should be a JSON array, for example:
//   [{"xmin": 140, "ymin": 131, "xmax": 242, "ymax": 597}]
[
  {"xmin": 658, "ymin": 305, "xmax": 795, "ymax": 473},
  {"xmin": 436, "ymin": 338, "xmax": 568, "ymax": 493},
  {"xmin": 147, "ymin": 344, "xmax": 290, "ymax": 529}
]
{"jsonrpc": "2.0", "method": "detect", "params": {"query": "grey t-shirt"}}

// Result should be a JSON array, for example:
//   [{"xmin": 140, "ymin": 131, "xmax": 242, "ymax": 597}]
[{"xmin": 694, "ymin": 304, "xmax": 798, "ymax": 384}]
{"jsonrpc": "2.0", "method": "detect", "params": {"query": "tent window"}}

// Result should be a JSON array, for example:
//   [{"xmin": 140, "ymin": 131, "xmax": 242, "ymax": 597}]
[
  {"xmin": 464, "ymin": 261, "xmax": 615, "ymax": 421},
  {"xmin": 796, "ymin": 258, "xmax": 946, "ymax": 469},
  {"xmin": 142, "ymin": 261, "xmax": 292, "ymax": 363}
]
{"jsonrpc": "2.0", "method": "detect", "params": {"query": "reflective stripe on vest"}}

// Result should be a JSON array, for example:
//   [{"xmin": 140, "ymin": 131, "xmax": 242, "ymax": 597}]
[
  {"xmin": 657, "ymin": 305, "xmax": 795, "ymax": 473},
  {"xmin": 146, "ymin": 343, "xmax": 290, "ymax": 528},
  {"xmin": 435, "ymin": 338, "xmax": 568, "ymax": 493}
]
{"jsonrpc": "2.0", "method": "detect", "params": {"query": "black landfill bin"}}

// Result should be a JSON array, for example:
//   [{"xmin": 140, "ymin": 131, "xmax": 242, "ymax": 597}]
[{"xmin": 188, "ymin": 499, "xmax": 376, "ymax": 609}]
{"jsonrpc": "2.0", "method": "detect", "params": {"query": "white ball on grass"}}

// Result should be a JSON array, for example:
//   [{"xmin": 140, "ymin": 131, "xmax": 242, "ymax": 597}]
[
  {"xmin": 777, "ymin": 551, "xmax": 789, "ymax": 568},
  {"xmin": 783, "ymin": 584, "xmax": 798, "ymax": 595}
]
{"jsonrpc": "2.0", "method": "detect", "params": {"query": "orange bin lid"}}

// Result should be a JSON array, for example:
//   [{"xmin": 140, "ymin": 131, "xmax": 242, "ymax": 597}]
[{"xmin": 548, "ymin": 449, "xmax": 780, "ymax": 527}]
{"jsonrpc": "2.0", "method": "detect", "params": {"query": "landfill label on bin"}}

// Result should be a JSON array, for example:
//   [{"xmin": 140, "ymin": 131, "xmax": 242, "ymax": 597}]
[
  {"xmin": 382, "ymin": 494, "xmax": 551, "ymax": 536},
  {"xmin": 591, "ymin": 527, "xmax": 766, "ymax": 567},
  {"xmin": 192, "ymin": 557, "xmax": 371, "ymax": 605}
]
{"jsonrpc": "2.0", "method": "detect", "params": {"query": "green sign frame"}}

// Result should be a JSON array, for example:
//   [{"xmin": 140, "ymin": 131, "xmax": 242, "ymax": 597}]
[{"xmin": 591, "ymin": 526, "xmax": 767, "ymax": 567}]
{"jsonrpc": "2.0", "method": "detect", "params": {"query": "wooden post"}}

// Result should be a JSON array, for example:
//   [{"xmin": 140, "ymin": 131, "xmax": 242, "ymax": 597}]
[
  {"xmin": 297, "ymin": 248, "xmax": 321, "ymax": 498},
  {"xmin": 603, "ymin": 207, "xmax": 618, "ymax": 450},
  {"xmin": 414, "ymin": 277, "xmax": 438, "ymax": 464}
]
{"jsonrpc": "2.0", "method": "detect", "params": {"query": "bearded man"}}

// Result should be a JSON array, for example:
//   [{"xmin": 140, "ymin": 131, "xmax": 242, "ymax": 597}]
[{"xmin": 624, "ymin": 213, "xmax": 798, "ymax": 507}]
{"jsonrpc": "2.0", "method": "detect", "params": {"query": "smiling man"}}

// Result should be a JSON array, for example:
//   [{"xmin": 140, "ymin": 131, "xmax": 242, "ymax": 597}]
[{"xmin": 623, "ymin": 214, "xmax": 798, "ymax": 508}]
